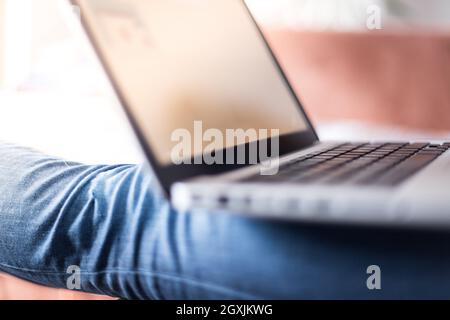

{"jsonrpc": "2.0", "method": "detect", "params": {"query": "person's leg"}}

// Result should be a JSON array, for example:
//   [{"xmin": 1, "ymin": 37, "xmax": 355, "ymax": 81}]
[{"xmin": 2, "ymin": 142, "xmax": 450, "ymax": 299}]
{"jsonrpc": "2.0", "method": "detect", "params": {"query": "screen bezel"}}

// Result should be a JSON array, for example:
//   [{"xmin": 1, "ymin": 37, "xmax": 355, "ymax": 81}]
[{"xmin": 71, "ymin": 0, "xmax": 319, "ymax": 195}]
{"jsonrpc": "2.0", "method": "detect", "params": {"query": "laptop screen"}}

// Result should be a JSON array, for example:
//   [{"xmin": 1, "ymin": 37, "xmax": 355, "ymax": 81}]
[{"xmin": 76, "ymin": 0, "xmax": 311, "ymax": 165}]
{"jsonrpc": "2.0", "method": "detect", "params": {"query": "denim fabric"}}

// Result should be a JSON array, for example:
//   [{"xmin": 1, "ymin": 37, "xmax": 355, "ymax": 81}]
[{"xmin": 1, "ymin": 142, "xmax": 450, "ymax": 299}]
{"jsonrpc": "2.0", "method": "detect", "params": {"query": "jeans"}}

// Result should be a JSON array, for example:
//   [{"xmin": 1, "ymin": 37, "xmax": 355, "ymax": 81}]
[{"xmin": 1, "ymin": 142, "xmax": 450, "ymax": 299}]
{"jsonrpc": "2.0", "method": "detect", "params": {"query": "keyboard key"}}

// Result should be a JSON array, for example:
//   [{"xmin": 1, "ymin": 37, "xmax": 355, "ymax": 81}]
[
  {"xmin": 351, "ymin": 164, "xmax": 398, "ymax": 185},
  {"xmin": 375, "ymin": 154, "xmax": 439, "ymax": 186},
  {"xmin": 406, "ymin": 143, "xmax": 429, "ymax": 150},
  {"xmin": 243, "ymin": 142, "xmax": 443, "ymax": 186}
]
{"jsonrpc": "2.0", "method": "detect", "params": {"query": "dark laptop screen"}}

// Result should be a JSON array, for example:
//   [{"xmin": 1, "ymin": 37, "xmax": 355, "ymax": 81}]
[{"xmin": 76, "ymin": 0, "xmax": 312, "ymax": 165}]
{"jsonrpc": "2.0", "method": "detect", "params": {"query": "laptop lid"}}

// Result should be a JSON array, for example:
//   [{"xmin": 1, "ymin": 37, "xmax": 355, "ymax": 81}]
[{"xmin": 72, "ymin": 0, "xmax": 318, "ymax": 194}]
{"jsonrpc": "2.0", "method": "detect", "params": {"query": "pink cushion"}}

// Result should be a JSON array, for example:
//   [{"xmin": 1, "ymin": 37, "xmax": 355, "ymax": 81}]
[{"xmin": 0, "ymin": 273, "xmax": 115, "ymax": 300}]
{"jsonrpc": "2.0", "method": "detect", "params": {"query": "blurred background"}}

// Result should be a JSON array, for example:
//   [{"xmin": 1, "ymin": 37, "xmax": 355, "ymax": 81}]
[
  {"xmin": 0, "ymin": 0, "xmax": 449, "ymax": 166},
  {"xmin": 249, "ymin": 0, "xmax": 450, "ymax": 133},
  {"xmin": 0, "ymin": 0, "xmax": 449, "ymax": 300}
]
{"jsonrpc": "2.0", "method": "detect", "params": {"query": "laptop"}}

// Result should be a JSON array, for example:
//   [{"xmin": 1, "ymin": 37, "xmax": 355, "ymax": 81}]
[{"xmin": 71, "ymin": 0, "xmax": 450, "ymax": 227}]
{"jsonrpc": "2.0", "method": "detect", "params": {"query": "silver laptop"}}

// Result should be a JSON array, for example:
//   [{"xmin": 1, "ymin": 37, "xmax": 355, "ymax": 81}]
[{"xmin": 72, "ymin": 0, "xmax": 450, "ymax": 228}]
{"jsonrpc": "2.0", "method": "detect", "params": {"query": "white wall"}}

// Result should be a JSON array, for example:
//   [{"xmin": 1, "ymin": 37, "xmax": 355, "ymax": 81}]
[
  {"xmin": 247, "ymin": 0, "xmax": 450, "ymax": 31},
  {"xmin": 30, "ymin": 0, "xmax": 71, "ymax": 62},
  {"xmin": 1, "ymin": 0, "xmax": 73, "ymax": 89},
  {"xmin": 2, "ymin": 0, "xmax": 33, "ymax": 88},
  {"xmin": 0, "ymin": 0, "xmax": 5, "ymax": 86}
]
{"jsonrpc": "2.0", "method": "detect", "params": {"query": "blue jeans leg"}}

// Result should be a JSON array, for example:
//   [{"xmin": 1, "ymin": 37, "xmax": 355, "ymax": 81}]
[{"xmin": 1, "ymin": 142, "xmax": 450, "ymax": 299}]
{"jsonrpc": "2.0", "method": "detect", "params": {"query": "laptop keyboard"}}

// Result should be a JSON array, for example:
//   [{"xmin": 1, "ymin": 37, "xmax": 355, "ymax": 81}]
[{"xmin": 245, "ymin": 142, "xmax": 450, "ymax": 186}]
